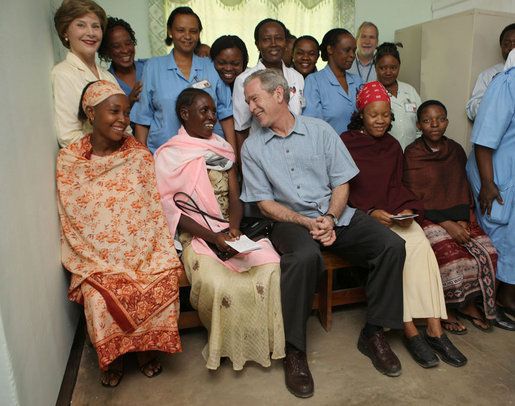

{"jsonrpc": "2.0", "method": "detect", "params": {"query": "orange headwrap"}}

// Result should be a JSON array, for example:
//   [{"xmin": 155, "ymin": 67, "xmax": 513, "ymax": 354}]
[{"xmin": 81, "ymin": 80, "xmax": 125, "ymax": 113}]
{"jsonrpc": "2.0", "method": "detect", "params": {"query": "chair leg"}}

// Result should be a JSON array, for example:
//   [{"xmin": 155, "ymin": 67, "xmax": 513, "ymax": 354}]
[{"xmin": 318, "ymin": 268, "xmax": 333, "ymax": 332}]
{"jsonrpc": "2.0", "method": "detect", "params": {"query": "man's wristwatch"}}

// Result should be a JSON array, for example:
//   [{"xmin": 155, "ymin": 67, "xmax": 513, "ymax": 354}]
[{"xmin": 324, "ymin": 213, "xmax": 337, "ymax": 228}]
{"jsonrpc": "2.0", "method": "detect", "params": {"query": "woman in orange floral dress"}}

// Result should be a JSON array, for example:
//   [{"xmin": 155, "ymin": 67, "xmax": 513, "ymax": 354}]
[{"xmin": 56, "ymin": 80, "xmax": 183, "ymax": 387}]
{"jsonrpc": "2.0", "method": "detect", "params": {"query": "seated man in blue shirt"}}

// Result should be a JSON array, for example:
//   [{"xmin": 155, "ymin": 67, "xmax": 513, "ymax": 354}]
[{"xmin": 240, "ymin": 69, "xmax": 406, "ymax": 399}]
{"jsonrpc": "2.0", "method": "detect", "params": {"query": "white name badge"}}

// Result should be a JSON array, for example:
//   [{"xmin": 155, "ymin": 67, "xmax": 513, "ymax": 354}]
[
  {"xmin": 405, "ymin": 102, "xmax": 417, "ymax": 113},
  {"xmin": 298, "ymin": 89, "xmax": 306, "ymax": 108},
  {"xmin": 191, "ymin": 79, "xmax": 211, "ymax": 89}
]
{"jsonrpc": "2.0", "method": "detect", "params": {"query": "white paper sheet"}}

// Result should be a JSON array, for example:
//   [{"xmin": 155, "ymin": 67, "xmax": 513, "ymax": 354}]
[{"xmin": 225, "ymin": 235, "xmax": 263, "ymax": 253}]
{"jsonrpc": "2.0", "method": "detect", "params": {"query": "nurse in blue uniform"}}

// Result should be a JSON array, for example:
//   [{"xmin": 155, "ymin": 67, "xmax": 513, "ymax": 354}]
[
  {"xmin": 98, "ymin": 17, "xmax": 147, "ymax": 107},
  {"xmin": 466, "ymin": 50, "xmax": 515, "ymax": 318},
  {"xmin": 130, "ymin": 7, "xmax": 235, "ymax": 154},
  {"xmin": 303, "ymin": 28, "xmax": 364, "ymax": 134}
]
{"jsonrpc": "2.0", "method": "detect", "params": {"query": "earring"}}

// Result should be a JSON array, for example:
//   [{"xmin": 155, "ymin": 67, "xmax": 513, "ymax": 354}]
[{"xmin": 64, "ymin": 37, "xmax": 69, "ymax": 43}]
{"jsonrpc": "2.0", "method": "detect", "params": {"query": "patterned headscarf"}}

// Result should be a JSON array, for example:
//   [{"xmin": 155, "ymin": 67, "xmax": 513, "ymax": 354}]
[
  {"xmin": 81, "ymin": 80, "xmax": 125, "ymax": 113},
  {"xmin": 356, "ymin": 81, "xmax": 390, "ymax": 111}
]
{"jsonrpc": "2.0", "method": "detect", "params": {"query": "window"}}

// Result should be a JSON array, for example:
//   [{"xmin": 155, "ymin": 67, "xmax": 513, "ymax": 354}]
[{"xmin": 149, "ymin": 0, "xmax": 355, "ymax": 65}]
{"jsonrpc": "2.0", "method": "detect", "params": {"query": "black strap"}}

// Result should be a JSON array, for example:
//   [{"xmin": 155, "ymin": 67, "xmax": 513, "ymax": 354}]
[
  {"xmin": 173, "ymin": 192, "xmax": 228, "ymax": 233},
  {"xmin": 356, "ymin": 60, "xmax": 374, "ymax": 82}
]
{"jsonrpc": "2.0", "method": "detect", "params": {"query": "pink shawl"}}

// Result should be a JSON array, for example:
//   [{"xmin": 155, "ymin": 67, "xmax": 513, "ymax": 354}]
[{"xmin": 154, "ymin": 126, "xmax": 279, "ymax": 272}]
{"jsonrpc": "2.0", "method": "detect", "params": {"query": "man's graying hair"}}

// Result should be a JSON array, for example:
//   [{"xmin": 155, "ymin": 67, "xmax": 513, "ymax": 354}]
[{"xmin": 244, "ymin": 69, "xmax": 291, "ymax": 104}]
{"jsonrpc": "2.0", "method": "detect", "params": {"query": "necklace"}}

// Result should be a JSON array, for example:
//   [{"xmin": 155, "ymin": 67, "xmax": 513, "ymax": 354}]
[{"xmin": 385, "ymin": 81, "xmax": 398, "ymax": 98}]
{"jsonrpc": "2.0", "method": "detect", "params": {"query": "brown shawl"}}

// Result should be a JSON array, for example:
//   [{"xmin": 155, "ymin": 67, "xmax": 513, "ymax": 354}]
[
  {"xmin": 340, "ymin": 130, "xmax": 424, "ymax": 218},
  {"xmin": 403, "ymin": 137, "xmax": 472, "ymax": 223}
]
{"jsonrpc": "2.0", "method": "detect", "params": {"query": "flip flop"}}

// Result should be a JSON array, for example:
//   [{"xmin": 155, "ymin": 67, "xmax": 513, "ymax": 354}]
[
  {"xmin": 441, "ymin": 319, "xmax": 468, "ymax": 335},
  {"xmin": 456, "ymin": 310, "xmax": 493, "ymax": 332},
  {"xmin": 101, "ymin": 369, "xmax": 123, "ymax": 388},
  {"xmin": 139, "ymin": 358, "xmax": 162, "ymax": 378}
]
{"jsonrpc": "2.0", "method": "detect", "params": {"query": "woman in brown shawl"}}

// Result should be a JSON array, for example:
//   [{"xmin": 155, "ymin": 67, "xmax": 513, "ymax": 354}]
[
  {"xmin": 341, "ymin": 82, "xmax": 466, "ymax": 369},
  {"xmin": 403, "ymin": 100, "xmax": 498, "ymax": 333}
]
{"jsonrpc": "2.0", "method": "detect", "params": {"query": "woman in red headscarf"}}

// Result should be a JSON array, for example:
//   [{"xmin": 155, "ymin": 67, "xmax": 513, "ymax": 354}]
[{"xmin": 340, "ymin": 82, "xmax": 467, "ymax": 370}]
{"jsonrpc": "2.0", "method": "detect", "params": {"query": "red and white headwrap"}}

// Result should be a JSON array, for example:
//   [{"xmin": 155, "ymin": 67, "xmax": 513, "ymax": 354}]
[
  {"xmin": 81, "ymin": 80, "xmax": 125, "ymax": 112},
  {"xmin": 356, "ymin": 81, "xmax": 390, "ymax": 111}
]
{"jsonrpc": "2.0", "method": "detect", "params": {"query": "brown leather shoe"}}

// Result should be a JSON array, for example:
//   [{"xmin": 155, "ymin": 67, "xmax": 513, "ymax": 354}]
[
  {"xmin": 283, "ymin": 350, "xmax": 314, "ymax": 398},
  {"xmin": 357, "ymin": 329, "xmax": 402, "ymax": 377}
]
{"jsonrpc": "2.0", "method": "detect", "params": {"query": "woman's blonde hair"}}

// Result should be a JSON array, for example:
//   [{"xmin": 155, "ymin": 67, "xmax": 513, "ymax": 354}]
[{"xmin": 54, "ymin": 0, "xmax": 107, "ymax": 49}]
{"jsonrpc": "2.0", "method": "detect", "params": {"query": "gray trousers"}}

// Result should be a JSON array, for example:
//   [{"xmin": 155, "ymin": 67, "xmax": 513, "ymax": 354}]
[{"xmin": 270, "ymin": 210, "xmax": 405, "ymax": 352}]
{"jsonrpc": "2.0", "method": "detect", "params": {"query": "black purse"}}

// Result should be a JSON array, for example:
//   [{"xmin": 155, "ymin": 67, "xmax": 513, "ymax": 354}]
[{"xmin": 173, "ymin": 192, "xmax": 273, "ymax": 261}]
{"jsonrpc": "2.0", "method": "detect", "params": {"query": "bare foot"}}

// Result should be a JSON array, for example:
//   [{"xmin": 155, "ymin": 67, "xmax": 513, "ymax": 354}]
[
  {"xmin": 137, "ymin": 351, "xmax": 162, "ymax": 378},
  {"xmin": 101, "ymin": 357, "xmax": 123, "ymax": 387}
]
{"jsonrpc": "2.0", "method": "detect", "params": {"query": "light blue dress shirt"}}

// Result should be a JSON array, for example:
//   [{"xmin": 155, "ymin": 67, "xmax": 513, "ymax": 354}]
[
  {"xmin": 466, "ymin": 67, "xmax": 515, "ymax": 284},
  {"xmin": 240, "ymin": 114, "xmax": 359, "ymax": 226},
  {"xmin": 303, "ymin": 65, "xmax": 364, "ymax": 135},
  {"xmin": 130, "ymin": 51, "xmax": 233, "ymax": 153},
  {"xmin": 348, "ymin": 57, "xmax": 377, "ymax": 83}
]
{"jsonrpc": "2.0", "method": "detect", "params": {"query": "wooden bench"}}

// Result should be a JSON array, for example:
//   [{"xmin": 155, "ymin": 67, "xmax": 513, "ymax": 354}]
[
  {"xmin": 313, "ymin": 251, "xmax": 366, "ymax": 332},
  {"xmin": 177, "ymin": 251, "xmax": 366, "ymax": 332}
]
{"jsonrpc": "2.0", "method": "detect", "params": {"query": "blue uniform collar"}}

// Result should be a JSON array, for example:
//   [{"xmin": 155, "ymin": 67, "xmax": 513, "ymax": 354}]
[
  {"xmin": 167, "ymin": 50, "xmax": 202, "ymax": 81},
  {"xmin": 323, "ymin": 65, "xmax": 356, "ymax": 100},
  {"xmin": 108, "ymin": 59, "xmax": 145, "ymax": 79}
]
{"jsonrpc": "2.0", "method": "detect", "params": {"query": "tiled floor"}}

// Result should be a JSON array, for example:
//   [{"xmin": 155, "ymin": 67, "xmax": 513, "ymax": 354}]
[{"xmin": 72, "ymin": 305, "xmax": 515, "ymax": 405}]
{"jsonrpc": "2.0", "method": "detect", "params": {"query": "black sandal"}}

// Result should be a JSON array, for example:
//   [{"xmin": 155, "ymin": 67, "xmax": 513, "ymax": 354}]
[
  {"xmin": 441, "ymin": 319, "xmax": 468, "ymax": 335},
  {"xmin": 456, "ymin": 310, "xmax": 493, "ymax": 332}
]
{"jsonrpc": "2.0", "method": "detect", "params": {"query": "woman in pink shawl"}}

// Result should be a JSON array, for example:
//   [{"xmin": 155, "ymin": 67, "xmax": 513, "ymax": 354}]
[{"xmin": 154, "ymin": 88, "xmax": 285, "ymax": 371}]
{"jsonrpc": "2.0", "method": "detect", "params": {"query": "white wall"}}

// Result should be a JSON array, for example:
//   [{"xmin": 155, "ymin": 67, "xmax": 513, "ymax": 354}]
[
  {"xmin": 0, "ymin": 0, "xmax": 79, "ymax": 405},
  {"xmin": 354, "ymin": 0, "xmax": 439, "ymax": 42},
  {"xmin": 433, "ymin": 0, "xmax": 515, "ymax": 18},
  {"xmin": 354, "ymin": 0, "xmax": 514, "ymax": 44},
  {"xmin": 0, "ymin": 317, "xmax": 18, "ymax": 406}
]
